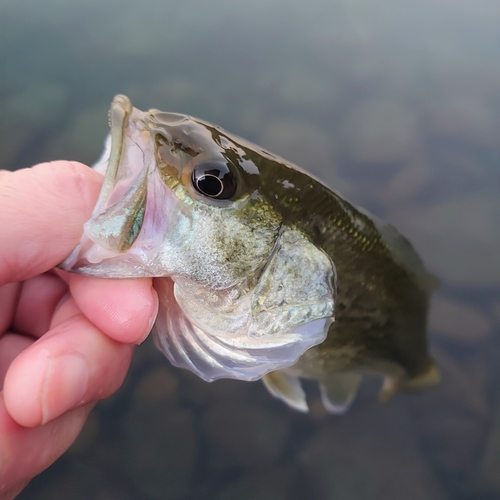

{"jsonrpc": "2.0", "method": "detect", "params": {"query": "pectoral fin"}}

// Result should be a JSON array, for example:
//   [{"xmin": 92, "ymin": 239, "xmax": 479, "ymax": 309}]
[
  {"xmin": 262, "ymin": 371, "xmax": 308, "ymax": 413},
  {"xmin": 319, "ymin": 373, "xmax": 362, "ymax": 414}
]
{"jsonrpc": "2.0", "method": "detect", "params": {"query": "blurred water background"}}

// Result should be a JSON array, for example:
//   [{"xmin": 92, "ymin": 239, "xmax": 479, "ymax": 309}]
[{"xmin": 1, "ymin": 0, "xmax": 500, "ymax": 498}]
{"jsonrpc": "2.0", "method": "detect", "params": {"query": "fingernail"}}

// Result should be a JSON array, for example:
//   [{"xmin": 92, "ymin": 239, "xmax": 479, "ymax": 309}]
[
  {"xmin": 138, "ymin": 289, "xmax": 159, "ymax": 344},
  {"xmin": 41, "ymin": 353, "xmax": 89, "ymax": 424}
]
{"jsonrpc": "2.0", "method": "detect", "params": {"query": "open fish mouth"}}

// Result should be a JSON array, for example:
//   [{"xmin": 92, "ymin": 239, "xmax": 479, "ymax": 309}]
[{"xmin": 59, "ymin": 95, "xmax": 179, "ymax": 277}]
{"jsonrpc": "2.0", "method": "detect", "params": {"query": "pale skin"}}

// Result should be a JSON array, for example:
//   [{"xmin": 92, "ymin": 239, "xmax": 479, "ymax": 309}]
[{"xmin": 0, "ymin": 161, "xmax": 158, "ymax": 499}]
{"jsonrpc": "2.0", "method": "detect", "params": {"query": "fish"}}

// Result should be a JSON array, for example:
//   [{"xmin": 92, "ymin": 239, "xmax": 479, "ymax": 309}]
[{"xmin": 60, "ymin": 94, "xmax": 440, "ymax": 414}]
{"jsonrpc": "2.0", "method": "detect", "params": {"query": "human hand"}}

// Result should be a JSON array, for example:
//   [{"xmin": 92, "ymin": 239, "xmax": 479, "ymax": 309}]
[{"xmin": 0, "ymin": 161, "xmax": 158, "ymax": 499}]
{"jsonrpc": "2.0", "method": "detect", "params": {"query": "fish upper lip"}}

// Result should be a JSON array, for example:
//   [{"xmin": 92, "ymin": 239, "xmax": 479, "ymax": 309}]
[
  {"xmin": 92, "ymin": 94, "xmax": 134, "ymax": 216},
  {"xmin": 108, "ymin": 94, "xmax": 133, "ymax": 181},
  {"xmin": 84, "ymin": 95, "xmax": 152, "ymax": 253}
]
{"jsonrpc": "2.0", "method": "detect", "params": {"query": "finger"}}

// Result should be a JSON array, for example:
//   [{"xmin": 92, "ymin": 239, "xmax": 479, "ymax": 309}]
[
  {"xmin": 0, "ymin": 395, "xmax": 94, "ymax": 496},
  {"xmin": 4, "ymin": 306, "xmax": 133, "ymax": 428},
  {"xmin": 0, "ymin": 283, "xmax": 21, "ymax": 335},
  {"xmin": 12, "ymin": 273, "xmax": 68, "ymax": 338},
  {"xmin": 0, "ymin": 480, "xmax": 28, "ymax": 500},
  {"xmin": 0, "ymin": 161, "xmax": 102, "ymax": 286},
  {"xmin": 0, "ymin": 334, "xmax": 34, "ymax": 389},
  {"xmin": 50, "ymin": 292, "xmax": 80, "ymax": 327},
  {"xmin": 68, "ymin": 274, "xmax": 158, "ymax": 344}
]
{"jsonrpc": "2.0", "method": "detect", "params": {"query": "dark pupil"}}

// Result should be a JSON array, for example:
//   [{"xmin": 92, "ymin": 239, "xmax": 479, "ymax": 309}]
[
  {"xmin": 197, "ymin": 174, "xmax": 223, "ymax": 197},
  {"xmin": 192, "ymin": 161, "xmax": 237, "ymax": 199}
]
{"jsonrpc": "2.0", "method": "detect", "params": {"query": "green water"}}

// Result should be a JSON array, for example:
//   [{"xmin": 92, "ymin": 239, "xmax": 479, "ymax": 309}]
[{"xmin": 2, "ymin": 0, "xmax": 500, "ymax": 498}]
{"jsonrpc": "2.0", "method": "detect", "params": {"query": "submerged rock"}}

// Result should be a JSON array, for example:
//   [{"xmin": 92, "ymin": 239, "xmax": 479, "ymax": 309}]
[
  {"xmin": 478, "ymin": 399, "xmax": 500, "ymax": 494},
  {"xmin": 384, "ymin": 159, "xmax": 433, "ymax": 204},
  {"xmin": 132, "ymin": 366, "xmax": 178, "ymax": 405},
  {"xmin": 428, "ymin": 94, "xmax": 499, "ymax": 150},
  {"xmin": 409, "ymin": 348, "xmax": 489, "ymax": 480},
  {"xmin": 299, "ymin": 403, "xmax": 445, "ymax": 500},
  {"xmin": 68, "ymin": 411, "xmax": 100, "ymax": 455},
  {"xmin": 202, "ymin": 402, "xmax": 290, "ymax": 469},
  {"xmin": 218, "ymin": 467, "xmax": 299, "ymax": 500},
  {"xmin": 121, "ymin": 405, "xmax": 197, "ymax": 500}
]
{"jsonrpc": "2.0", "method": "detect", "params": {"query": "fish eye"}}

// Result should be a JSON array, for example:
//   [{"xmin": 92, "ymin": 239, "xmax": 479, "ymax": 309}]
[{"xmin": 192, "ymin": 160, "xmax": 237, "ymax": 199}]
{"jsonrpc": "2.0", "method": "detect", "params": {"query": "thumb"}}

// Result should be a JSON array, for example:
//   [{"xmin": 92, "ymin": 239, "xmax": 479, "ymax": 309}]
[{"xmin": 0, "ymin": 161, "xmax": 101, "ymax": 285}]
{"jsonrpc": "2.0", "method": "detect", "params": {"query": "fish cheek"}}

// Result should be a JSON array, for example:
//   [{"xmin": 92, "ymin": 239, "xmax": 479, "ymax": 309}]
[
  {"xmin": 150, "ymin": 227, "xmax": 336, "ymax": 382},
  {"xmin": 249, "ymin": 228, "xmax": 336, "ymax": 339}
]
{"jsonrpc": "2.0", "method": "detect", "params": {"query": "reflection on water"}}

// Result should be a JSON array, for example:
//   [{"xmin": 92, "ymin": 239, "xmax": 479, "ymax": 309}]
[{"xmin": 1, "ymin": 0, "xmax": 499, "ymax": 498}]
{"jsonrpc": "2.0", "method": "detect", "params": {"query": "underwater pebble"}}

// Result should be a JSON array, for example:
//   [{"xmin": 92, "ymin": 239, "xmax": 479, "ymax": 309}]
[
  {"xmin": 478, "ymin": 399, "xmax": 500, "ymax": 494},
  {"xmin": 388, "ymin": 196, "xmax": 500, "ymax": 287},
  {"xmin": 428, "ymin": 94, "xmax": 499, "ymax": 150},
  {"xmin": 20, "ymin": 462, "xmax": 133, "ymax": 500},
  {"xmin": 68, "ymin": 412, "xmax": 100, "ymax": 455},
  {"xmin": 429, "ymin": 295, "xmax": 492, "ymax": 342},
  {"xmin": 20, "ymin": 471, "xmax": 97, "ymax": 500},
  {"xmin": 202, "ymin": 402, "xmax": 290, "ymax": 468},
  {"xmin": 424, "ymin": 347, "xmax": 489, "ymax": 416},
  {"xmin": 383, "ymin": 159, "xmax": 433, "ymax": 204},
  {"xmin": 409, "ymin": 348, "xmax": 489, "ymax": 477},
  {"xmin": 132, "ymin": 366, "xmax": 178, "ymax": 404},
  {"xmin": 341, "ymin": 98, "xmax": 421, "ymax": 166},
  {"xmin": 122, "ymin": 406, "xmax": 197, "ymax": 500},
  {"xmin": 299, "ymin": 404, "xmax": 446, "ymax": 500},
  {"xmin": 218, "ymin": 467, "xmax": 298, "ymax": 500},
  {"xmin": 428, "ymin": 144, "xmax": 497, "ymax": 200}
]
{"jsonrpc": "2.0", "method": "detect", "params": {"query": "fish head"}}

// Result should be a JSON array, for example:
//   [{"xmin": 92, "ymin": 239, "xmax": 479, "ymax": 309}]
[{"xmin": 60, "ymin": 95, "xmax": 336, "ymax": 382}]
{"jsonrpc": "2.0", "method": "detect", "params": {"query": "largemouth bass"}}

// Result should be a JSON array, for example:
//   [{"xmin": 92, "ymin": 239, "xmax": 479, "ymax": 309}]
[{"xmin": 60, "ymin": 95, "xmax": 440, "ymax": 414}]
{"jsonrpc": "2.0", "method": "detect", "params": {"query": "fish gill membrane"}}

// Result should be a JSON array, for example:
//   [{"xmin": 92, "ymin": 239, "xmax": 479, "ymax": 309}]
[{"xmin": 60, "ymin": 95, "xmax": 440, "ymax": 414}]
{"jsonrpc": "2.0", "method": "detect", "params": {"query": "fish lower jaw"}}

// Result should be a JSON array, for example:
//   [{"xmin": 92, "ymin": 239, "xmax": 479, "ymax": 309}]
[{"xmin": 61, "ymin": 237, "xmax": 165, "ymax": 278}]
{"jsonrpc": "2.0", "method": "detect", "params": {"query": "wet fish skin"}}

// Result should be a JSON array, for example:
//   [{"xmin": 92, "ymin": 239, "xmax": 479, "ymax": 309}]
[
  {"xmin": 60, "ymin": 95, "xmax": 439, "ymax": 414},
  {"xmin": 243, "ymin": 143, "xmax": 440, "ymax": 411}
]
